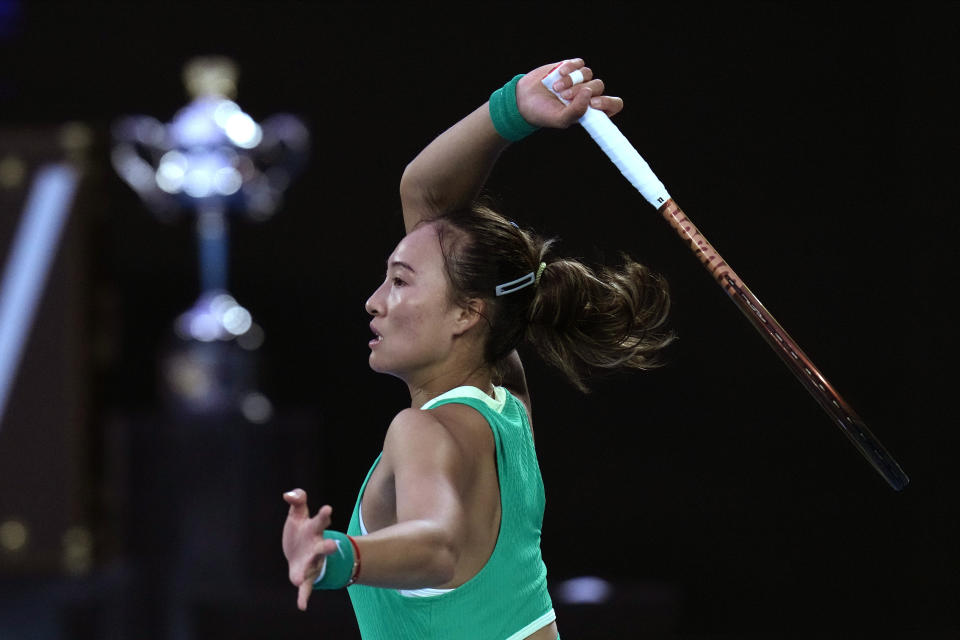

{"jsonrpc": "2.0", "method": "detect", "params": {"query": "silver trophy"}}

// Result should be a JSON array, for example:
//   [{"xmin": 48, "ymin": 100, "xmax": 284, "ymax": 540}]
[{"xmin": 112, "ymin": 56, "xmax": 309, "ymax": 418}]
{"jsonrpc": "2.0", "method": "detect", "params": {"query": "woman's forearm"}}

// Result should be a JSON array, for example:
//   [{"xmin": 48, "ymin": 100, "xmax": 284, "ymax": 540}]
[
  {"xmin": 351, "ymin": 519, "xmax": 460, "ymax": 589},
  {"xmin": 399, "ymin": 103, "xmax": 510, "ymax": 233},
  {"xmin": 398, "ymin": 59, "xmax": 620, "ymax": 235}
]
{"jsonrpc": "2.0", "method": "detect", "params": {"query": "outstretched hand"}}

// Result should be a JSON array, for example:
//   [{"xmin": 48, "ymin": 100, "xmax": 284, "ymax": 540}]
[
  {"xmin": 516, "ymin": 58, "xmax": 624, "ymax": 129},
  {"xmin": 282, "ymin": 489, "xmax": 341, "ymax": 611}
]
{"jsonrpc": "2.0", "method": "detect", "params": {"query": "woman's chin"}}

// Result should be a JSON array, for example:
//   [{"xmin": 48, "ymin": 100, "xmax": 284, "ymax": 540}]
[
  {"xmin": 368, "ymin": 354, "xmax": 394, "ymax": 376},
  {"xmin": 369, "ymin": 357, "xmax": 412, "ymax": 384}
]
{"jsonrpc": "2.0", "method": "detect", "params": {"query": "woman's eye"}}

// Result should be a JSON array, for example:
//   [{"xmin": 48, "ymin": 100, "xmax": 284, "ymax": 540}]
[{"xmin": 392, "ymin": 277, "xmax": 406, "ymax": 287}]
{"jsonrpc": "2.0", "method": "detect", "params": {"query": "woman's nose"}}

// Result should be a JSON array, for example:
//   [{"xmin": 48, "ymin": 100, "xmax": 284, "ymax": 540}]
[{"xmin": 365, "ymin": 284, "xmax": 383, "ymax": 316}]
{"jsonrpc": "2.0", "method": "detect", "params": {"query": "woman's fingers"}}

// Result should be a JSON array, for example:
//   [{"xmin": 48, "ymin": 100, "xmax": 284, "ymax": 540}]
[
  {"xmin": 518, "ymin": 58, "xmax": 623, "ymax": 129},
  {"xmin": 321, "ymin": 536, "xmax": 341, "ymax": 556},
  {"xmin": 297, "ymin": 579, "xmax": 313, "ymax": 611},
  {"xmin": 554, "ymin": 57, "xmax": 585, "ymax": 79},
  {"xmin": 589, "ymin": 94, "xmax": 624, "ymax": 118},
  {"xmin": 561, "ymin": 77, "xmax": 602, "ymax": 101},
  {"xmin": 548, "ymin": 66, "xmax": 621, "ymax": 125},
  {"xmin": 558, "ymin": 83, "xmax": 624, "ymax": 124},
  {"xmin": 552, "ymin": 65, "xmax": 594, "ymax": 95},
  {"xmin": 313, "ymin": 504, "xmax": 332, "ymax": 532},
  {"xmin": 283, "ymin": 489, "xmax": 307, "ymax": 506},
  {"xmin": 283, "ymin": 488, "xmax": 306, "ymax": 503},
  {"xmin": 284, "ymin": 488, "xmax": 309, "ymax": 518},
  {"xmin": 289, "ymin": 536, "xmax": 333, "ymax": 585},
  {"xmin": 561, "ymin": 86, "xmax": 594, "ymax": 125}
]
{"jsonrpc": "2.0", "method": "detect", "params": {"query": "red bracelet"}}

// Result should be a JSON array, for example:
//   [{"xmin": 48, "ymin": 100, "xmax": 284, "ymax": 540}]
[{"xmin": 345, "ymin": 534, "xmax": 362, "ymax": 586}]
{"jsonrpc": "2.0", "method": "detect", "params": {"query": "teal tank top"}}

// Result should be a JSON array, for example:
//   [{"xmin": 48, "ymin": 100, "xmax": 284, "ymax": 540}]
[{"xmin": 345, "ymin": 386, "xmax": 555, "ymax": 639}]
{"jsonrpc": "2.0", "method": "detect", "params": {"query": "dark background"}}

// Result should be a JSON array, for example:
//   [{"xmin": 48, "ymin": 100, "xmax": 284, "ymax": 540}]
[{"xmin": 1, "ymin": 2, "xmax": 957, "ymax": 638}]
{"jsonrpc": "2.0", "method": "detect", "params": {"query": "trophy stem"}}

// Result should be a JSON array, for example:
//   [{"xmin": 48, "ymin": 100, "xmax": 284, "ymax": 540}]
[{"xmin": 196, "ymin": 203, "xmax": 228, "ymax": 294}]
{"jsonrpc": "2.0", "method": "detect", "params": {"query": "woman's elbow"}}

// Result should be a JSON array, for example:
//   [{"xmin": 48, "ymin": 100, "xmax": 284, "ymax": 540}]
[
  {"xmin": 428, "ymin": 537, "xmax": 460, "ymax": 585},
  {"xmin": 400, "ymin": 165, "xmax": 444, "ymax": 217},
  {"xmin": 399, "ymin": 160, "xmax": 424, "ymax": 203},
  {"xmin": 419, "ymin": 525, "xmax": 461, "ymax": 586}
]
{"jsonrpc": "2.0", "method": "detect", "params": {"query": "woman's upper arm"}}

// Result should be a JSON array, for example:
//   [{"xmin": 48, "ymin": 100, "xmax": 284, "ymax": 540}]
[
  {"xmin": 399, "ymin": 182, "xmax": 441, "ymax": 235},
  {"xmin": 500, "ymin": 350, "xmax": 533, "ymax": 422},
  {"xmin": 399, "ymin": 103, "xmax": 511, "ymax": 234},
  {"xmin": 383, "ymin": 409, "xmax": 472, "ymax": 535}
]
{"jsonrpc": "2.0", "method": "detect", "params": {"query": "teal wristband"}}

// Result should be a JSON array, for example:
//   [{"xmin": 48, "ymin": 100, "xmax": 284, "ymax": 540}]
[
  {"xmin": 489, "ymin": 74, "xmax": 540, "ymax": 142},
  {"xmin": 313, "ymin": 530, "xmax": 359, "ymax": 590}
]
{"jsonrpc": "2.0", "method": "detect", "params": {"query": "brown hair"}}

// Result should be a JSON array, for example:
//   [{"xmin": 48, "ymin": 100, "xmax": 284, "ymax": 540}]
[{"xmin": 432, "ymin": 203, "xmax": 674, "ymax": 393}]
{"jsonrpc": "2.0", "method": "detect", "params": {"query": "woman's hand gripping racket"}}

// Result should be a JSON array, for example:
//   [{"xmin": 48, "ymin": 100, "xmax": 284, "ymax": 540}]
[{"xmin": 541, "ymin": 63, "xmax": 909, "ymax": 491}]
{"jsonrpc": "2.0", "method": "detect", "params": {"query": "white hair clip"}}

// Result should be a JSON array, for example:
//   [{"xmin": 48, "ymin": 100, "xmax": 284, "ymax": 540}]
[{"xmin": 494, "ymin": 271, "xmax": 535, "ymax": 296}]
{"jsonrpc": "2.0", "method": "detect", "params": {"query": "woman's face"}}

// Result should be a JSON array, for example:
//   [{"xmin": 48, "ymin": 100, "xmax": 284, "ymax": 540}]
[{"xmin": 365, "ymin": 223, "xmax": 464, "ymax": 380}]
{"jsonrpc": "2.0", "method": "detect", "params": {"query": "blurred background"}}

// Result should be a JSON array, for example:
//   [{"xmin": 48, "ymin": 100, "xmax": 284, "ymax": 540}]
[{"xmin": 1, "ymin": 2, "xmax": 957, "ymax": 638}]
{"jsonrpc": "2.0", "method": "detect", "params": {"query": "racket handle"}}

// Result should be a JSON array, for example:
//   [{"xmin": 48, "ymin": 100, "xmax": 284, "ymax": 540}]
[{"xmin": 541, "ymin": 65, "xmax": 670, "ymax": 209}]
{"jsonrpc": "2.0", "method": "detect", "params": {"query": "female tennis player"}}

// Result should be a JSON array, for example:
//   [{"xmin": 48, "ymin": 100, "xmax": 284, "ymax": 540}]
[{"xmin": 281, "ymin": 57, "xmax": 674, "ymax": 640}]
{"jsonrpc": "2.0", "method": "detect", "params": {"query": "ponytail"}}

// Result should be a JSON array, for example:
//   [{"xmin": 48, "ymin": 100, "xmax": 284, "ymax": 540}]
[
  {"xmin": 435, "ymin": 203, "xmax": 674, "ymax": 393},
  {"xmin": 526, "ymin": 252, "xmax": 674, "ymax": 392}
]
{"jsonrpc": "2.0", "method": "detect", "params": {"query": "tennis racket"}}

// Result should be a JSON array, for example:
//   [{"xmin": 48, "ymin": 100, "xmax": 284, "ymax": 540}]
[{"xmin": 541, "ymin": 63, "xmax": 909, "ymax": 491}]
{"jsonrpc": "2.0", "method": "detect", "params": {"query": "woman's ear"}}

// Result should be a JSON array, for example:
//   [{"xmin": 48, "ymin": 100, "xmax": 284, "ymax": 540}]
[{"xmin": 452, "ymin": 297, "xmax": 486, "ymax": 336}]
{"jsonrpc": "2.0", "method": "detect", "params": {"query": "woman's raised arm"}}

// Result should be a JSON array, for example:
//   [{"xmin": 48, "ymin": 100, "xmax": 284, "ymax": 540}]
[{"xmin": 399, "ymin": 58, "xmax": 623, "ymax": 233}]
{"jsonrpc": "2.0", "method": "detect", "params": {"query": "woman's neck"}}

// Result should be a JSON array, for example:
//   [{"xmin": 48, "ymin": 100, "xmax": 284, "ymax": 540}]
[{"xmin": 406, "ymin": 364, "xmax": 495, "ymax": 409}]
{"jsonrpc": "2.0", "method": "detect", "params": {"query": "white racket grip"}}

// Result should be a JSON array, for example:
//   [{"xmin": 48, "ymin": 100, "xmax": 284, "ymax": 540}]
[{"xmin": 541, "ymin": 66, "xmax": 670, "ymax": 209}]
